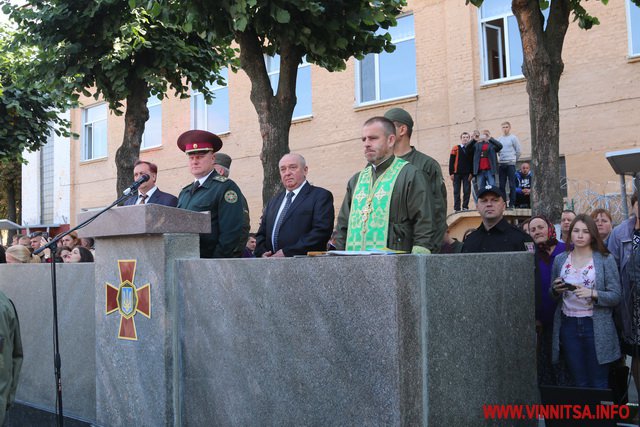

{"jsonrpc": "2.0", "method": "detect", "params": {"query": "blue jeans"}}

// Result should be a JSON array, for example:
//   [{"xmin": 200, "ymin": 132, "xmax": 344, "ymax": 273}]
[
  {"xmin": 560, "ymin": 315, "xmax": 609, "ymax": 388},
  {"xmin": 476, "ymin": 170, "xmax": 495, "ymax": 190},
  {"xmin": 499, "ymin": 164, "xmax": 517, "ymax": 207}
]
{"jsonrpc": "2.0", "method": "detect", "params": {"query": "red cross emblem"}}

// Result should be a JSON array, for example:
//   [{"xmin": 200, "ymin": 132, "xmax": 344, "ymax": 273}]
[{"xmin": 105, "ymin": 260, "xmax": 151, "ymax": 340}]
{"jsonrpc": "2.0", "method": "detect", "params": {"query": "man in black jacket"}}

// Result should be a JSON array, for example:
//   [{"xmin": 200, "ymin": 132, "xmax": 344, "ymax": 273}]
[{"xmin": 449, "ymin": 132, "xmax": 474, "ymax": 212}]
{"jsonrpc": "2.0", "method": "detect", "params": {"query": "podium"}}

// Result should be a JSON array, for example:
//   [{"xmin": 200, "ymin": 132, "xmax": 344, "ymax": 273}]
[{"xmin": 78, "ymin": 204, "xmax": 210, "ymax": 426}]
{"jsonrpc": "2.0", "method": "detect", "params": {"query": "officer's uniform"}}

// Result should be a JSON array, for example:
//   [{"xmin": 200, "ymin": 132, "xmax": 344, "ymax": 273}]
[
  {"xmin": 462, "ymin": 217, "xmax": 533, "ymax": 253},
  {"xmin": 176, "ymin": 130, "xmax": 248, "ymax": 258}
]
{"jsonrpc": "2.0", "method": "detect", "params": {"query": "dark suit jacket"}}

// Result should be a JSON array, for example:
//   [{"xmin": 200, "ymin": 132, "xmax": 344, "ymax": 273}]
[
  {"xmin": 124, "ymin": 188, "xmax": 178, "ymax": 207},
  {"xmin": 255, "ymin": 182, "xmax": 334, "ymax": 257}
]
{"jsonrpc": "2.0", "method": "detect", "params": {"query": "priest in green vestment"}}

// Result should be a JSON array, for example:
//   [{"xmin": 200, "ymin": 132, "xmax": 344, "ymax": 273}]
[{"xmin": 334, "ymin": 117, "xmax": 436, "ymax": 254}]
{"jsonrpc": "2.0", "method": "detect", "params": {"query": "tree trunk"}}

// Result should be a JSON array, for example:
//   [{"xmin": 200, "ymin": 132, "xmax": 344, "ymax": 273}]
[
  {"xmin": 512, "ymin": 0, "xmax": 569, "ymax": 222},
  {"xmin": 114, "ymin": 80, "xmax": 150, "ymax": 197},
  {"xmin": 6, "ymin": 174, "xmax": 18, "ymax": 241},
  {"xmin": 236, "ymin": 29, "xmax": 300, "ymax": 206},
  {"xmin": 0, "ymin": 163, "xmax": 20, "ymax": 243}
]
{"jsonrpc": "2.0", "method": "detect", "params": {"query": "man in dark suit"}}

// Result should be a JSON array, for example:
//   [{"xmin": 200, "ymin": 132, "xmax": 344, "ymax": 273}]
[
  {"xmin": 123, "ymin": 160, "xmax": 178, "ymax": 207},
  {"xmin": 255, "ymin": 153, "xmax": 334, "ymax": 257}
]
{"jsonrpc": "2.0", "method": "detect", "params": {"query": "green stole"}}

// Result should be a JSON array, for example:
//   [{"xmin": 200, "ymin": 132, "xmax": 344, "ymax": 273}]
[{"xmin": 346, "ymin": 157, "xmax": 408, "ymax": 251}]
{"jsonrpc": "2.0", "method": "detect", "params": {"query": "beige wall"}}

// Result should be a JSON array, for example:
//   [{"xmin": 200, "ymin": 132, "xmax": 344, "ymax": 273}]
[{"xmin": 69, "ymin": 0, "xmax": 640, "ymax": 230}]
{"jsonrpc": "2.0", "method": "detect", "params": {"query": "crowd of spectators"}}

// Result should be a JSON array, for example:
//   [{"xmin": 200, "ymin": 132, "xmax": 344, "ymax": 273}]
[
  {"xmin": 449, "ymin": 122, "xmax": 532, "ymax": 212},
  {"xmin": 0, "ymin": 230, "xmax": 94, "ymax": 264},
  {"xmin": 455, "ymin": 180, "xmax": 640, "ymax": 409}
]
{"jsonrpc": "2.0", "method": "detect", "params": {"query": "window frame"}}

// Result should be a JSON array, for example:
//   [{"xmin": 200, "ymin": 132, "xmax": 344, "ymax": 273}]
[
  {"xmin": 478, "ymin": 5, "xmax": 524, "ymax": 84},
  {"xmin": 355, "ymin": 14, "xmax": 417, "ymax": 107},
  {"xmin": 191, "ymin": 67, "xmax": 231, "ymax": 135},
  {"xmin": 81, "ymin": 103, "xmax": 108, "ymax": 162},
  {"xmin": 141, "ymin": 95, "xmax": 162, "ymax": 150},
  {"xmin": 265, "ymin": 55, "xmax": 313, "ymax": 121},
  {"xmin": 626, "ymin": 0, "xmax": 640, "ymax": 58}
]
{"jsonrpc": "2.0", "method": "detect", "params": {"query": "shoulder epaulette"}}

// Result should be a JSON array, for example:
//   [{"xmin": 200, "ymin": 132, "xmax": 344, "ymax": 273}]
[{"xmin": 213, "ymin": 175, "xmax": 228, "ymax": 182}]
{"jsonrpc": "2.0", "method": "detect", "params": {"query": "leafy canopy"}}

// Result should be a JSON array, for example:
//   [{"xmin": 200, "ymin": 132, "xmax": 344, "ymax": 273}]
[
  {"xmin": 3, "ymin": 0, "xmax": 237, "ymax": 112},
  {"xmin": 145, "ymin": 0, "xmax": 406, "ymax": 71},
  {"xmin": 0, "ymin": 27, "xmax": 73, "ymax": 161}
]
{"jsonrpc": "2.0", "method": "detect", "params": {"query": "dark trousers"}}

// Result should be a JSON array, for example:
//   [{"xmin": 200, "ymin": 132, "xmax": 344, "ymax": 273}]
[
  {"xmin": 499, "ymin": 164, "xmax": 517, "ymax": 207},
  {"xmin": 453, "ymin": 174, "xmax": 471, "ymax": 211}
]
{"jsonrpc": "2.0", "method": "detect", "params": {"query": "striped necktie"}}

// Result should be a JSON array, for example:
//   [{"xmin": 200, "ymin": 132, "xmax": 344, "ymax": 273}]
[{"xmin": 273, "ymin": 192, "xmax": 294, "ymax": 252}]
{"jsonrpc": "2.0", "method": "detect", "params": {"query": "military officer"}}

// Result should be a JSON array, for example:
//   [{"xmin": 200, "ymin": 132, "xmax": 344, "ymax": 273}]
[
  {"xmin": 462, "ymin": 185, "xmax": 533, "ymax": 253},
  {"xmin": 176, "ymin": 130, "xmax": 248, "ymax": 258}
]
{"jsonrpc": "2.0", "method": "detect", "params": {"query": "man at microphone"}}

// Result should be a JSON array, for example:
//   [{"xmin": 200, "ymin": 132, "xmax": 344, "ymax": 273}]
[
  {"xmin": 123, "ymin": 160, "xmax": 178, "ymax": 207},
  {"xmin": 176, "ymin": 130, "xmax": 248, "ymax": 258}
]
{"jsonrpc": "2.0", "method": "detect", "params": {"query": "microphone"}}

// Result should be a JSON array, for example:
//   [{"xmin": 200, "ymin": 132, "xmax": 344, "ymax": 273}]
[{"xmin": 123, "ymin": 174, "xmax": 150, "ymax": 195}]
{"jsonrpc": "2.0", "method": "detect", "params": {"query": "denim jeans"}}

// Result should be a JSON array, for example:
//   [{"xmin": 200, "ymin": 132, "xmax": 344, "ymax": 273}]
[
  {"xmin": 560, "ymin": 315, "xmax": 609, "ymax": 388},
  {"xmin": 476, "ymin": 170, "xmax": 495, "ymax": 190},
  {"xmin": 498, "ymin": 164, "xmax": 517, "ymax": 207},
  {"xmin": 453, "ymin": 174, "xmax": 471, "ymax": 210}
]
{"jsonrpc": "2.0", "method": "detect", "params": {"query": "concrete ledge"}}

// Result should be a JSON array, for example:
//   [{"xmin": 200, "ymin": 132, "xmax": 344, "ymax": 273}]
[{"xmin": 77, "ymin": 204, "xmax": 211, "ymax": 237}]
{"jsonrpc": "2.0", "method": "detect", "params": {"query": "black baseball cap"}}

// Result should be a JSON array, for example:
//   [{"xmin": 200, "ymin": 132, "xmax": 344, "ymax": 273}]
[{"xmin": 477, "ymin": 184, "xmax": 505, "ymax": 200}]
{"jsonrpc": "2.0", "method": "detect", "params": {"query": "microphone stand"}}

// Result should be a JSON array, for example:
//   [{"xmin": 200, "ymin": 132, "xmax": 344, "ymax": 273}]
[{"xmin": 33, "ymin": 190, "xmax": 136, "ymax": 427}]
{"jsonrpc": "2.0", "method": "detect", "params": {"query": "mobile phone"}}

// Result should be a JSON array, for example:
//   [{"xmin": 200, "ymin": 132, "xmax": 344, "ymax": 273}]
[{"xmin": 562, "ymin": 282, "xmax": 577, "ymax": 291}]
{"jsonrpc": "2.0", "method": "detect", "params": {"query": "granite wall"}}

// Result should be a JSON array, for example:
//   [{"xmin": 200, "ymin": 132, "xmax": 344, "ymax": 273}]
[
  {"xmin": 0, "ymin": 263, "xmax": 96, "ymax": 423},
  {"xmin": 0, "ymin": 252, "xmax": 537, "ymax": 426},
  {"xmin": 177, "ymin": 253, "xmax": 537, "ymax": 427}
]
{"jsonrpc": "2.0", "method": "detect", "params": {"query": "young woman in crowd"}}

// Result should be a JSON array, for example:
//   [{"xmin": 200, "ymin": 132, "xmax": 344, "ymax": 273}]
[
  {"xmin": 55, "ymin": 246, "xmax": 72, "ymax": 263},
  {"xmin": 591, "ymin": 208, "xmax": 614, "ymax": 246},
  {"xmin": 529, "ymin": 215, "xmax": 568, "ymax": 385},
  {"xmin": 608, "ymin": 193, "xmax": 640, "ymax": 396},
  {"xmin": 63, "ymin": 246, "xmax": 94, "ymax": 263},
  {"xmin": 60, "ymin": 231, "xmax": 80, "ymax": 249},
  {"xmin": 551, "ymin": 214, "xmax": 621, "ymax": 387}
]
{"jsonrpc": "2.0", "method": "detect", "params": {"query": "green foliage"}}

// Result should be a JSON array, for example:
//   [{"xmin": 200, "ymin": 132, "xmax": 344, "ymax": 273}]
[
  {"xmin": 0, "ymin": 28, "xmax": 73, "ymax": 162},
  {"xmin": 153, "ymin": 0, "xmax": 405, "ymax": 72},
  {"xmin": 466, "ymin": 0, "xmax": 640, "ymax": 30},
  {"xmin": 4, "ymin": 0, "xmax": 237, "ymax": 112}
]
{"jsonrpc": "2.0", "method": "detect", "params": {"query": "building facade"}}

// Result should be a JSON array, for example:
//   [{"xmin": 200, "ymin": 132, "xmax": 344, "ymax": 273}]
[{"xmin": 24, "ymin": 0, "xmax": 640, "ymax": 232}]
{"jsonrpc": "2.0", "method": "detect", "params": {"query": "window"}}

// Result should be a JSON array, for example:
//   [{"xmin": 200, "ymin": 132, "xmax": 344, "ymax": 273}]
[
  {"xmin": 265, "ymin": 55, "xmax": 312, "ymax": 119},
  {"xmin": 82, "ymin": 103, "xmax": 107, "ymax": 161},
  {"xmin": 627, "ymin": 0, "xmax": 640, "ymax": 57},
  {"xmin": 141, "ymin": 95, "xmax": 162, "ymax": 149},
  {"xmin": 356, "ymin": 14, "xmax": 417, "ymax": 105},
  {"xmin": 40, "ymin": 133, "xmax": 55, "ymax": 224},
  {"xmin": 192, "ymin": 68, "xmax": 230, "ymax": 134},
  {"xmin": 479, "ymin": 0, "xmax": 526, "ymax": 82}
]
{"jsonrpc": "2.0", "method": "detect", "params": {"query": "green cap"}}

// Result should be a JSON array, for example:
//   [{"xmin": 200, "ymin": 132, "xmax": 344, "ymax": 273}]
[
  {"xmin": 384, "ymin": 108, "xmax": 414, "ymax": 132},
  {"xmin": 214, "ymin": 153, "xmax": 232, "ymax": 169}
]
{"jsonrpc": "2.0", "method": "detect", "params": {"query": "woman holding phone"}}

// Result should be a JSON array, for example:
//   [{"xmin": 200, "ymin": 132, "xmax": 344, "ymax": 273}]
[{"xmin": 551, "ymin": 214, "xmax": 621, "ymax": 387}]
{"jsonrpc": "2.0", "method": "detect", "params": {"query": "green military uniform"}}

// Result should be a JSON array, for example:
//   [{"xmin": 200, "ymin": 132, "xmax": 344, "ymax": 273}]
[
  {"xmin": 334, "ymin": 155, "xmax": 437, "ymax": 253},
  {"xmin": 0, "ymin": 291, "xmax": 23, "ymax": 425},
  {"xmin": 178, "ymin": 171, "xmax": 247, "ymax": 258},
  {"xmin": 400, "ymin": 147, "xmax": 447, "ymax": 252}
]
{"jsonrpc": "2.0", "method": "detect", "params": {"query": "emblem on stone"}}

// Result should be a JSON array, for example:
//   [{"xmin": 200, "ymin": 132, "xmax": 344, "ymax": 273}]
[{"xmin": 105, "ymin": 260, "xmax": 151, "ymax": 340}]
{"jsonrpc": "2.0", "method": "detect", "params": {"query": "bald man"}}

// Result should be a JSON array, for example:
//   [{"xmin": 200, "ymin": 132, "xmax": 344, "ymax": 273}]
[{"xmin": 254, "ymin": 153, "xmax": 334, "ymax": 257}]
